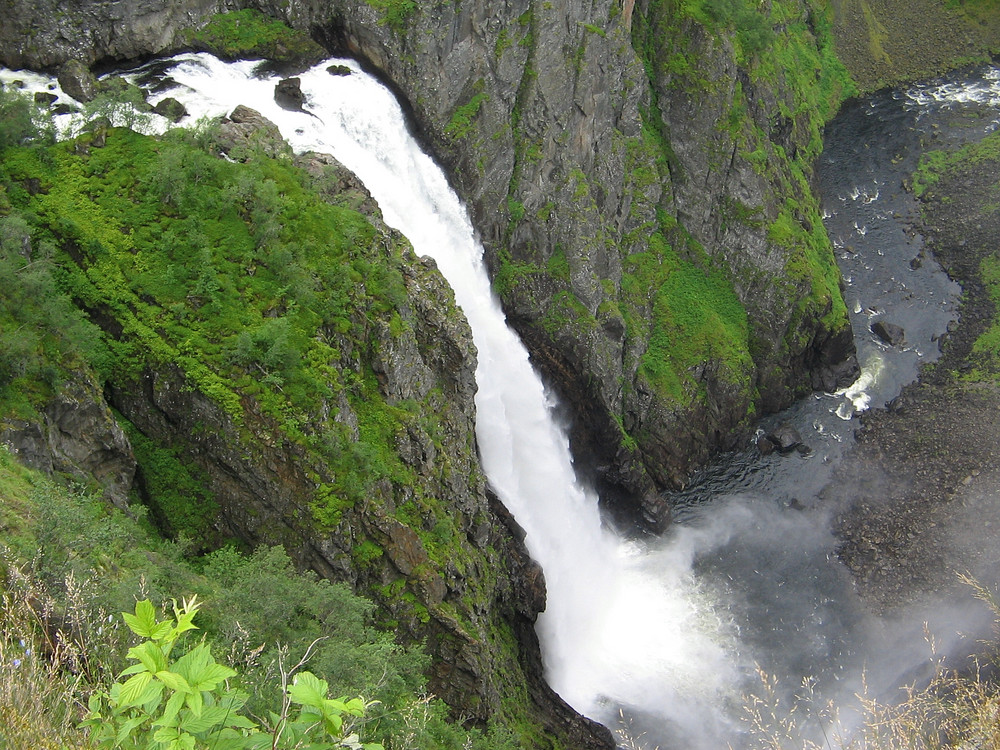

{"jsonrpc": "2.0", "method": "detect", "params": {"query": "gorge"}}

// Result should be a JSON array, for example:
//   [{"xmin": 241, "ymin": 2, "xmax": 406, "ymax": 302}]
[{"xmin": 3, "ymin": 2, "xmax": 1000, "ymax": 749}]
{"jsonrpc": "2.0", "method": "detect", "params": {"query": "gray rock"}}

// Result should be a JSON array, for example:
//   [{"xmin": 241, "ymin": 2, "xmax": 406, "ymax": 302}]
[
  {"xmin": 766, "ymin": 423, "xmax": 803, "ymax": 453},
  {"xmin": 274, "ymin": 77, "xmax": 305, "ymax": 110},
  {"xmin": 33, "ymin": 91, "xmax": 58, "ymax": 106},
  {"xmin": 1, "ymin": 369, "xmax": 135, "ymax": 508},
  {"xmin": 872, "ymin": 320, "xmax": 906, "ymax": 346},
  {"xmin": 215, "ymin": 105, "xmax": 291, "ymax": 160},
  {"xmin": 57, "ymin": 58, "xmax": 98, "ymax": 103},
  {"xmin": 152, "ymin": 96, "xmax": 186, "ymax": 122}
]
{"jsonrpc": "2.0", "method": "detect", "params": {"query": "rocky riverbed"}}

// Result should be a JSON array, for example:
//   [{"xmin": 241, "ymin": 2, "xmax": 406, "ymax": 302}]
[{"xmin": 832, "ymin": 109, "xmax": 1000, "ymax": 616}]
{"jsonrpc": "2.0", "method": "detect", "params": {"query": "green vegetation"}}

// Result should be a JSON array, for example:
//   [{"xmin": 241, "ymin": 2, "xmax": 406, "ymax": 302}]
[
  {"xmin": 363, "ymin": 0, "xmax": 418, "ymax": 31},
  {"xmin": 0, "ymin": 447, "xmax": 517, "ymax": 748},
  {"xmin": 82, "ymin": 597, "xmax": 383, "ymax": 750},
  {"xmin": 0, "ymin": 107, "xmax": 418, "ymax": 532},
  {"xmin": 444, "ymin": 91, "xmax": 489, "ymax": 140},
  {"xmin": 622, "ymin": 222, "xmax": 753, "ymax": 402},
  {"xmin": 186, "ymin": 9, "xmax": 325, "ymax": 64}
]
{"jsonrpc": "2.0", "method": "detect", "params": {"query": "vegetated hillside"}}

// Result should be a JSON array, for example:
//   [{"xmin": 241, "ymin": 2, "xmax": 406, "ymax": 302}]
[
  {"xmin": 0, "ymin": 446, "xmax": 522, "ymax": 749},
  {"xmin": 0, "ymin": 81, "xmax": 610, "ymax": 747}
]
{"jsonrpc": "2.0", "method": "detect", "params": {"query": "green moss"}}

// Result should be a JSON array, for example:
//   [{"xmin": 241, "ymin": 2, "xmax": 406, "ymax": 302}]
[
  {"xmin": 623, "ymin": 230, "xmax": 753, "ymax": 403},
  {"xmin": 445, "ymin": 90, "xmax": 489, "ymax": 140},
  {"xmin": 363, "ymin": 0, "xmax": 417, "ymax": 30},
  {"xmin": 186, "ymin": 9, "xmax": 324, "ymax": 63},
  {"xmin": 121, "ymin": 418, "xmax": 219, "ymax": 547}
]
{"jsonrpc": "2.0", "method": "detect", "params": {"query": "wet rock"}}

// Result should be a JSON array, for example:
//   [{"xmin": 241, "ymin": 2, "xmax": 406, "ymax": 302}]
[
  {"xmin": 33, "ymin": 91, "xmax": 57, "ymax": 106},
  {"xmin": 56, "ymin": 58, "xmax": 98, "ymax": 103},
  {"xmin": 757, "ymin": 433, "xmax": 776, "ymax": 455},
  {"xmin": 327, "ymin": 64, "xmax": 352, "ymax": 76},
  {"xmin": 765, "ymin": 423, "xmax": 803, "ymax": 453},
  {"xmin": 274, "ymin": 77, "xmax": 305, "ymax": 111},
  {"xmin": 872, "ymin": 320, "xmax": 906, "ymax": 346},
  {"xmin": 152, "ymin": 96, "xmax": 187, "ymax": 122}
]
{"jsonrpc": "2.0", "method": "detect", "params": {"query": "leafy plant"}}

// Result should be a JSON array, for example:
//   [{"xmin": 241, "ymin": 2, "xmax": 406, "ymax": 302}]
[{"xmin": 81, "ymin": 597, "xmax": 384, "ymax": 750}]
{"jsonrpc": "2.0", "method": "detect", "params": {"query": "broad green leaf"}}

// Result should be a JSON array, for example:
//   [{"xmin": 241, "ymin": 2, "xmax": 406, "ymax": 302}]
[
  {"xmin": 120, "ymin": 661, "xmax": 149, "ymax": 677},
  {"xmin": 115, "ymin": 715, "xmax": 147, "ymax": 745},
  {"xmin": 185, "ymin": 686, "xmax": 204, "ymax": 717},
  {"xmin": 128, "ymin": 640, "xmax": 168, "ymax": 675},
  {"xmin": 123, "ymin": 599, "xmax": 157, "ymax": 637},
  {"xmin": 156, "ymin": 669, "xmax": 193, "ymax": 694},
  {"xmin": 140, "ymin": 680, "xmax": 166, "ymax": 713},
  {"xmin": 342, "ymin": 697, "xmax": 366, "ymax": 715},
  {"xmin": 180, "ymin": 704, "xmax": 230, "ymax": 734},
  {"xmin": 192, "ymin": 660, "xmax": 237, "ymax": 691},
  {"xmin": 287, "ymin": 671, "xmax": 329, "ymax": 710},
  {"xmin": 323, "ymin": 710, "xmax": 344, "ymax": 736},
  {"xmin": 153, "ymin": 725, "xmax": 180, "ymax": 743},
  {"xmin": 118, "ymin": 671, "xmax": 154, "ymax": 707},
  {"xmin": 159, "ymin": 689, "xmax": 187, "ymax": 726}
]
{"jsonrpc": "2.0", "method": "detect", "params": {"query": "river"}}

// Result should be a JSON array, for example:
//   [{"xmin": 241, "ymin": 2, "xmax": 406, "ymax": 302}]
[{"xmin": 4, "ymin": 54, "xmax": 1000, "ymax": 749}]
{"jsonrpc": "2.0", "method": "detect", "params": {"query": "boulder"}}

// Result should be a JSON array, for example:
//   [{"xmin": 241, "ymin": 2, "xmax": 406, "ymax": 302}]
[
  {"xmin": 216, "ymin": 105, "xmax": 291, "ymax": 160},
  {"xmin": 33, "ymin": 91, "xmax": 57, "ymax": 106},
  {"xmin": 56, "ymin": 59, "xmax": 97, "ymax": 103},
  {"xmin": 872, "ymin": 320, "xmax": 906, "ymax": 347},
  {"xmin": 274, "ymin": 77, "xmax": 305, "ymax": 111},
  {"xmin": 153, "ymin": 97, "xmax": 187, "ymax": 122},
  {"xmin": 327, "ymin": 64, "xmax": 352, "ymax": 76},
  {"xmin": 765, "ymin": 423, "xmax": 803, "ymax": 454}
]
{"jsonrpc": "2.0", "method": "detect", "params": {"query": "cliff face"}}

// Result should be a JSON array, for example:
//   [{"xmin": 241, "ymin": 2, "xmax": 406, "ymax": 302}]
[{"xmin": 308, "ymin": 0, "xmax": 859, "ymax": 523}]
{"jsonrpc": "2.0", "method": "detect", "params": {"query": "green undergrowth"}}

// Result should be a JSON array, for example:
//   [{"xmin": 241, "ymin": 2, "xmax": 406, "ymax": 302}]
[
  {"xmin": 622, "ymin": 218, "xmax": 753, "ymax": 403},
  {"xmin": 0, "ymin": 115, "xmax": 420, "ymax": 533},
  {"xmin": 0, "ymin": 446, "xmax": 518, "ymax": 749},
  {"xmin": 186, "ymin": 8, "xmax": 325, "ymax": 64}
]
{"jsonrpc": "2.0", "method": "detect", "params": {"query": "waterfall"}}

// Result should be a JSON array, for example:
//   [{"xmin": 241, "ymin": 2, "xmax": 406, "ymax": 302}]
[{"xmin": 118, "ymin": 54, "xmax": 742, "ymax": 741}]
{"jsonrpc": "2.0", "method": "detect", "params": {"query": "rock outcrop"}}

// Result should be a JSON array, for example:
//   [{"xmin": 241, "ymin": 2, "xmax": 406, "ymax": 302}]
[{"xmin": 0, "ymin": 368, "xmax": 135, "ymax": 508}]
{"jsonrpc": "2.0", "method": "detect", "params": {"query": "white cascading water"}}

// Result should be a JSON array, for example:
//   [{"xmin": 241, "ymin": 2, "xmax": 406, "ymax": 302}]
[{"xmin": 120, "ymin": 54, "xmax": 743, "ymax": 739}]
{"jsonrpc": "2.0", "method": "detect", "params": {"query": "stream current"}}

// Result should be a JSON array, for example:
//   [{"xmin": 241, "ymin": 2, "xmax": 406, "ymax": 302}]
[{"xmin": 5, "ymin": 55, "xmax": 1000, "ymax": 748}]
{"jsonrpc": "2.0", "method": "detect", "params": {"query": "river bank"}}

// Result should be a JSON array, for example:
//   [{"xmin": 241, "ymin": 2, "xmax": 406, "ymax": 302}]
[{"xmin": 832, "ymin": 102, "xmax": 1000, "ymax": 616}]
